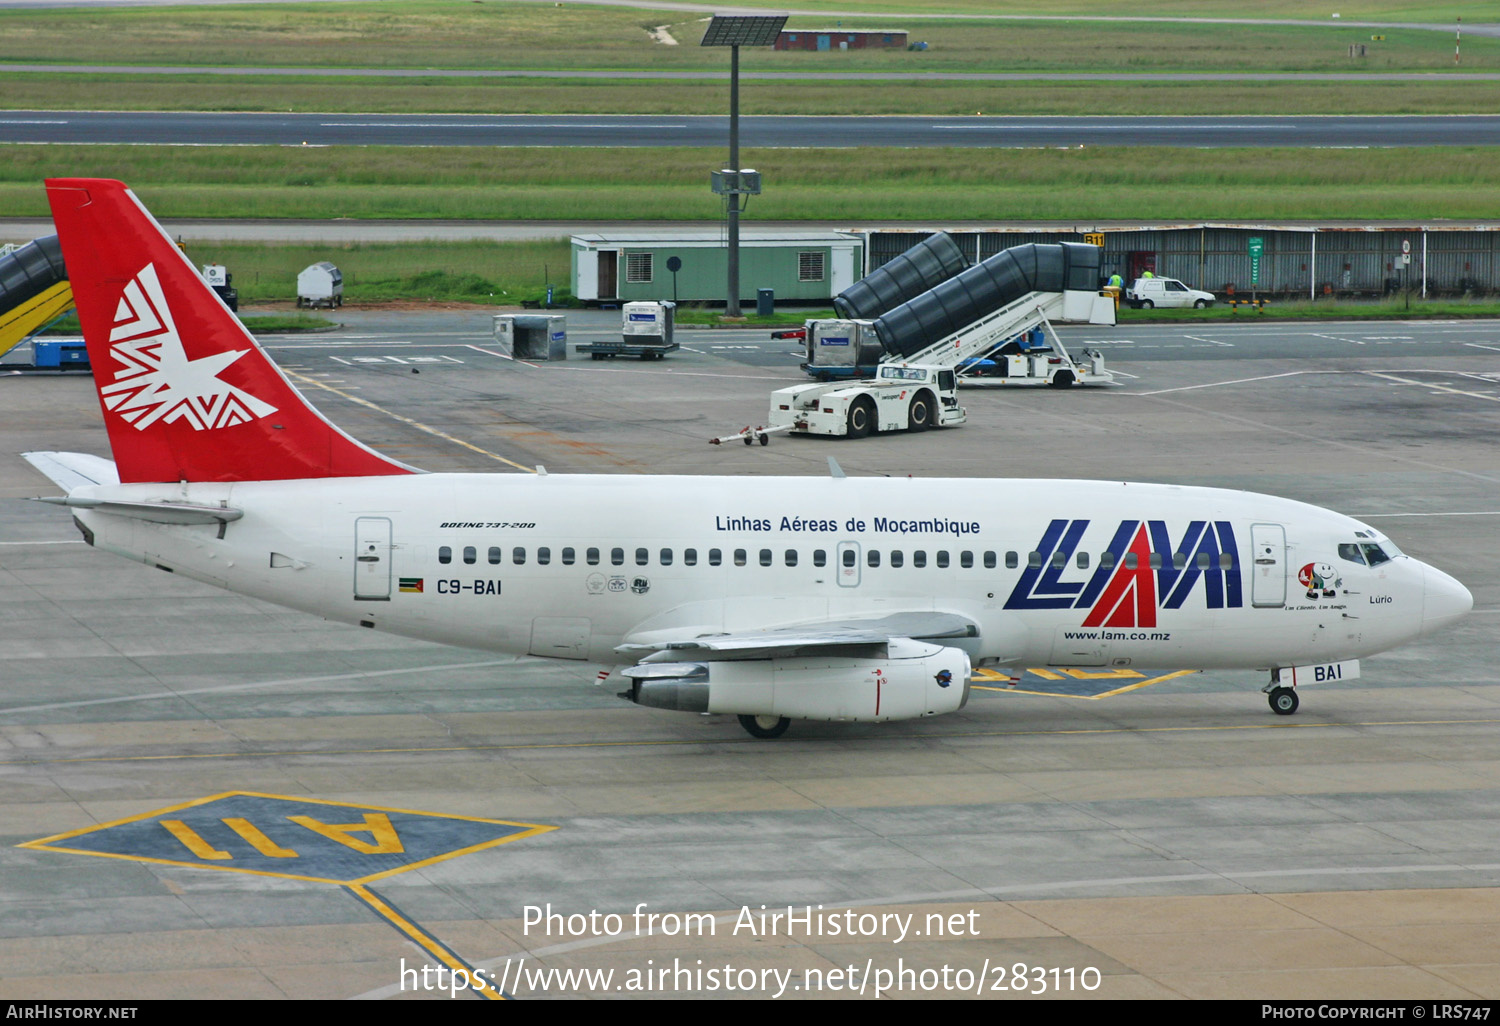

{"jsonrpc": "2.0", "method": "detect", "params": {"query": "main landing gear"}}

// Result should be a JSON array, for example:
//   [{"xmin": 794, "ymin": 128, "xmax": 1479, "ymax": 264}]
[{"xmin": 738, "ymin": 714, "xmax": 791, "ymax": 739}]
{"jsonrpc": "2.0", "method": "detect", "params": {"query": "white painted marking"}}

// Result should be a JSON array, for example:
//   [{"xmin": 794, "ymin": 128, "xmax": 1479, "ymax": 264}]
[
  {"xmin": 0, "ymin": 659, "xmax": 522, "ymax": 715},
  {"xmin": 1365, "ymin": 370, "xmax": 1500, "ymax": 403},
  {"xmin": 319, "ymin": 121, "xmax": 688, "ymax": 129},
  {"xmin": 1135, "ymin": 371, "xmax": 1307, "ymax": 395}
]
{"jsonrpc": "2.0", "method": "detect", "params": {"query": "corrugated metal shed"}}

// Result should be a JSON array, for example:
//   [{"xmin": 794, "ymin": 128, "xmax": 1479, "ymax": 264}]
[{"xmin": 848, "ymin": 224, "xmax": 1500, "ymax": 297}]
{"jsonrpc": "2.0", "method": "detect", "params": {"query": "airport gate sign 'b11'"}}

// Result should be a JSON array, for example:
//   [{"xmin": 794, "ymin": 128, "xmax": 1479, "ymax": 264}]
[{"xmin": 1003, "ymin": 519, "xmax": 1243, "ymax": 627}]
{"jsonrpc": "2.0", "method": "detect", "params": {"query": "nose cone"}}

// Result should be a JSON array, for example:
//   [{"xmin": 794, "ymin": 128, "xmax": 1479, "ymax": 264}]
[{"xmin": 1422, "ymin": 563, "xmax": 1473, "ymax": 636}]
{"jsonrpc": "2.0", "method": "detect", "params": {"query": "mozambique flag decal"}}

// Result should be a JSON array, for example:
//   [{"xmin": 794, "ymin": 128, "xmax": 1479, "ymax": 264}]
[{"xmin": 399, "ymin": 578, "xmax": 424, "ymax": 594}]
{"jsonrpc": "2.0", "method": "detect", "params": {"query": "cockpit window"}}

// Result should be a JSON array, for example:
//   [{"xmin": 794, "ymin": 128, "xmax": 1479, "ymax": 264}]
[
  {"xmin": 1338, "ymin": 543, "xmax": 1367, "ymax": 565},
  {"xmin": 1361, "ymin": 543, "xmax": 1392, "ymax": 567}
]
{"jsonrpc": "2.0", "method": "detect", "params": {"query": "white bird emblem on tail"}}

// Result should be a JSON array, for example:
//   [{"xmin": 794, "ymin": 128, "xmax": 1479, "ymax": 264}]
[{"xmin": 100, "ymin": 263, "xmax": 277, "ymax": 431}]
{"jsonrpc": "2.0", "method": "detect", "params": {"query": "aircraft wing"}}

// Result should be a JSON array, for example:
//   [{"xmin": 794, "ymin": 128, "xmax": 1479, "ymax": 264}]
[{"xmin": 616, "ymin": 611, "xmax": 979, "ymax": 661}]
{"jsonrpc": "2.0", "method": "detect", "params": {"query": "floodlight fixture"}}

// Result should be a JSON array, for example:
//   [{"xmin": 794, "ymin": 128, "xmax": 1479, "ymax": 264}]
[{"xmin": 701, "ymin": 13, "xmax": 788, "ymax": 316}]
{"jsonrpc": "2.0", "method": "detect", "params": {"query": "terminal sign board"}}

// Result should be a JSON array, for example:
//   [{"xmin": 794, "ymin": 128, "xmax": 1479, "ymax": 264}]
[{"xmin": 1248, "ymin": 236, "xmax": 1264, "ymax": 287}]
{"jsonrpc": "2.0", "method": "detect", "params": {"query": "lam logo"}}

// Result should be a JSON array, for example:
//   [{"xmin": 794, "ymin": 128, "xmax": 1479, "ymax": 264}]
[
  {"xmin": 101, "ymin": 263, "xmax": 277, "ymax": 431},
  {"xmin": 1004, "ymin": 518, "xmax": 1243, "ymax": 628}
]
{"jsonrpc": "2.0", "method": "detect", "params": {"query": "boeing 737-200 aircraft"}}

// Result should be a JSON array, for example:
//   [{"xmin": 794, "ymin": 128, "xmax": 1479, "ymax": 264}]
[{"xmin": 24, "ymin": 179, "xmax": 1473, "ymax": 737}]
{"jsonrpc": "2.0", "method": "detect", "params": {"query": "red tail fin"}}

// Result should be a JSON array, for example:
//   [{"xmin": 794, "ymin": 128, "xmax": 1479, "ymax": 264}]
[{"xmin": 46, "ymin": 178, "xmax": 412, "ymax": 483}]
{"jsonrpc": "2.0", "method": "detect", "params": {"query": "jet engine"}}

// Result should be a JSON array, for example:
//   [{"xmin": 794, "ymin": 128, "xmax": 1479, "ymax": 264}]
[{"xmin": 621, "ymin": 638, "xmax": 971, "ymax": 724}]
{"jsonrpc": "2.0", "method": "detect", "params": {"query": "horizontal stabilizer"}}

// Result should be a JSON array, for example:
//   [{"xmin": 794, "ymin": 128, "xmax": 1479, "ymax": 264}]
[
  {"xmin": 22, "ymin": 451, "xmax": 119, "ymax": 492},
  {"xmin": 35, "ymin": 495, "xmax": 243, "ymax": 526}
]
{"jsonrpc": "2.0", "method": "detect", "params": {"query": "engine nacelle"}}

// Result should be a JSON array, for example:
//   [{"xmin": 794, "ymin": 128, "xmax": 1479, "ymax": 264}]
[{"xmin": 622, "ymin": 639, "xmax": 971, "ymax": 723}]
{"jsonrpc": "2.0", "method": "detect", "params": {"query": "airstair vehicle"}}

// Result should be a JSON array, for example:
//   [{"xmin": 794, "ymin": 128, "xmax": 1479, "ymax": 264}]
[
  {"xmin": 0, "ymin": 235, "xmax": 73, "ymax": 361},
  {"xmin": 757, "ymin": 240, "xmax": 1117, "ymax": 441}
]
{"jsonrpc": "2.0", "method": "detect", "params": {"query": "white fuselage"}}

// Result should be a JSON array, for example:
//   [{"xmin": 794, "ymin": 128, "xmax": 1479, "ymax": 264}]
[{"xmin": 67, "ymin": 472, "xmax": 1465, "ymax": 675}]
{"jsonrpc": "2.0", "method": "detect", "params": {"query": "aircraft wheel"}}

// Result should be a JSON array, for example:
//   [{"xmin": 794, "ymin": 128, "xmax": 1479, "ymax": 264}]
[
  {"xmin": 739, "ymin": 714, "xmax": 790, "ymax": 739},
  {"xmin": 907, "ymin": 393, "xmax": 932, "ymax": 431},
  {"xmin": 846, "ymin": 399, "xmax": 873, "ymax": 439},
  {"xmin": 1268, "ymin": 686, "xmax": 1299, "ymax": 715}
]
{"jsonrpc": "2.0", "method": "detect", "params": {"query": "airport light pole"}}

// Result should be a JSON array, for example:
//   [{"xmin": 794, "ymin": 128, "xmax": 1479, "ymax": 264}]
[{"xmin": 701, "ymin": 13, "xmax": 786, "ymax": 317}]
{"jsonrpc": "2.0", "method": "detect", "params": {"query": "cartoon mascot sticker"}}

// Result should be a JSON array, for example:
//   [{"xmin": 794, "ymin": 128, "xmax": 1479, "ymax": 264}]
[{"xmin": 1299, "ymin": 561, "xmax": 1342, "ymax": 599}]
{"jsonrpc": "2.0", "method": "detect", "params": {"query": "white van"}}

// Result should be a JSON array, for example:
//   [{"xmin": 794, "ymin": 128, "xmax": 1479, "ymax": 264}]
[{"xmin": 1126, "ymin": 277, "xmax": 1216, "ymax": 309}]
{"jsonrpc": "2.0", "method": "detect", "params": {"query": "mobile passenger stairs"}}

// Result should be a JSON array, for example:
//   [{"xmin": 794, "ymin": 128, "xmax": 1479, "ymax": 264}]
[{"xmin": 725, "ymin": 236, "xmax": 1117, "ymax": 443}]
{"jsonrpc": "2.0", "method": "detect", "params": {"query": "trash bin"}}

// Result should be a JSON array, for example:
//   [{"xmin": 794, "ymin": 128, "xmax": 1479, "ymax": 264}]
[{"xmin": 756, "ymin": 288, "xmax": 774, "ymax": 317}]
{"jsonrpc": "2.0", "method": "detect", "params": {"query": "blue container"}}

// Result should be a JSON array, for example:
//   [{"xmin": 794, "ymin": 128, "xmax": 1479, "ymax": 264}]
[{"xmin": 33, "ymin": 340, "xmax": 90, "ymax": 368}]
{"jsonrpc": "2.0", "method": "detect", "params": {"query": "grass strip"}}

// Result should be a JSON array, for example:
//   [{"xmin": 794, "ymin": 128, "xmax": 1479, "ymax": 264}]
[
  {"xmin": 2, "ymin": 73, "xmax": 1496, "ymax": 116},
  {"xmin": 3, "ymin": 145, "xmax": 1499, "ymax": 223},
  {"xmin": 1, "ymin": 4, "xmax": 1491, "ymax": 74}
]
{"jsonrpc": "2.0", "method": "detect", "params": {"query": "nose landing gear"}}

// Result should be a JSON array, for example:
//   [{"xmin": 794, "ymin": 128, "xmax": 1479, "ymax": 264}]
[
  {"xmin": 1263, "ymin": 670, "xmax": 1299, "ymax": 715},
  {"xmin": 1267, "ymin": 686, "xmax": 1299, "ymax": 715}
]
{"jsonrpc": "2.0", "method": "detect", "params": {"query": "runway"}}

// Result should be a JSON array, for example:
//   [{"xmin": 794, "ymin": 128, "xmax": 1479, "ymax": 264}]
[
  {"xmin": 5, "ymin": 112, "xmax": 1500, "ymax": 149},
  {"xmin": 2, "ymin": 313, "xmax": 1498, "ymax": 999}
]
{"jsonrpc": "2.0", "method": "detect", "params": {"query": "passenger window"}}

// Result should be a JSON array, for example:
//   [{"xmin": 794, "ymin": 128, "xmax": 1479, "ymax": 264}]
[
  {"xmin": 1220, "ymin": 552, "xmax": 1234, "ymax": 570},
  {"xmin": 684, "ymin": 548, "xmax": 697, "ymax": 566},
  {"xmin": 1125, "ymin": 552, "xmax": 1138, "ymax": 569},
  {"xmin": 867, "ymin": 550, "xmax": 881, "ymax": 568},
  {"xmin": 1005, "ymin": 551, "xmax": 1018, "ymax": 569},
  {"xmin": 814, "ymin": 549, "xmax": 827, "ymax": 567},
  {"xmin": 611, "ymin": 547, "xmax": 624, "ymax": 566},
  {"xmin": 785, "ymin": 549, "xmax": 798, "ymax": 567},
  {"xmin": 660, "ymin": 548, "xmax": 673, "ymax": 566},
  {"xmin": 759, "ymin": 549, "xmax": 772, "ymax": 567},
  {"xmin": 1339, "ymin": 543, "xmax": 1368, "ymax": 565},
  {"xmin": 913, "ymin": 550, "xmax": 926, "ymax": 568},
  {"xmin": 633, "ymin": 547, "xmax": 646, "ymax": 566},
  {"xmin": 1077, "ymin": 552, "xmax": 1090, "ymax": 569},
  {"xmin": 984, "ymin": 551, "xmax": 997, "ymax": 569},
  {"xmin": 438, "ymin": 545, "xmax": 452, "ymax": 565},
  {"xmin": 510, "ymin": 547, "xmax": 523, "ymax": 565},
  {"xmin": 1027, "ymin": 551, "xmax": 1042, "ymax": 569},
  {"xmin": 562, "ymin": 547, "xmax": 576, "ymax": 565},
  {"xmin": 586, "ymin": 547, "xmax": 600, "ymax": 565},
  {"xmin": 936, "ymin": 551, "xmax": 949, "ymax": 569},
  {"xmin": 842, "ymin": 549, "xmax": 856, "ymax": 567},
  {"xmin": 734, "ymin": 549, "xmax": 747, "ymax": 566},
  {"xmin": 537, "ymin": 547, "xmax": 551, "ymax": 566},
  {"xmin": 1173, "ymin": 552, "xmax": 1187, "ymax": 569},
  {"xmin": 961, "ymin": 551, "xmax": 974, "ymax": 569},
  {"xmin": 890, "ymin": 550, "xmax": 904, "ymax": 568},
  {"xmin": 709, "ymin": 548, "xmax": 722, "ymax": 566},
  {"xmin": 1050, "ymin": 551, "xmax": 1067, "ymax": 569},
  {"xmin": 1196, "ymin": 552, "xmax": 1211, "ymax": 569},
  {"xmin": 464, "ymin": 546, "xmax": 477, "ymax": 565},
  {"xmin": 1149, "ymin": 553, "xmax": 1162, "ymax": 569},
  {"xmin": 487, "ymin": 546, "xmax": 502, "ymax": 565},
  {"xmin": 1101, "ymin": 551, "xmax": 1116, "ymax": 569}
]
